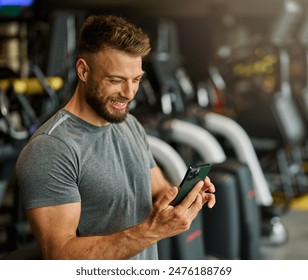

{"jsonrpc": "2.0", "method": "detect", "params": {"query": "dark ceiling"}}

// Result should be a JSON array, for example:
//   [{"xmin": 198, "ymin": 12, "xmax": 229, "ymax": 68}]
[{"xmin": 42, "ymin": 0, "xmax": 308, "ymax": 18}]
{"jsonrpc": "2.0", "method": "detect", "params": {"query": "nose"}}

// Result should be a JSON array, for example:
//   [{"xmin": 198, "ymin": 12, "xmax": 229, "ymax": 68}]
[{"xmin": 122, "ymin": 80, "xmax": 139, "ymax": 100}]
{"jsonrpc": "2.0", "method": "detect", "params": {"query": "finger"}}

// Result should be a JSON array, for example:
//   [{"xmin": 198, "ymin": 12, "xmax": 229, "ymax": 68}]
[
  {"xmin": 158, "ymin": 187, "xmax": 178, "ymax": 208},
  {"xmin": 201, "ymin": 176, "xmax": 215, "ymax": 193},
  {"xmin": 202, "ymin": 193, "xmax": 216, "ymax": 208},
  {"xmin": 178, "ymin": 181, "xmax": 204, "ymax": 209}
]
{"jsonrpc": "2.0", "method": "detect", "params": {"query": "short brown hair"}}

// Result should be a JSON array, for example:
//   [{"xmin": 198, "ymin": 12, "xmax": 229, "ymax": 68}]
[{"xmin": 78, "ymin": 15, "xmax": 151, "ymax": 58}]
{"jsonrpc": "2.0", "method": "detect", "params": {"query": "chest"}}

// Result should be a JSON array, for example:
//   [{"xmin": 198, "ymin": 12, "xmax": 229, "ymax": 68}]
[{"xmin": 76, "ymin": 126, "xmax": 152, "ymax": 209}]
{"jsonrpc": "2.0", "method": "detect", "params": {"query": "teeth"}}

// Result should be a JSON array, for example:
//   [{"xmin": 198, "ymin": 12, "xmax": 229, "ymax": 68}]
[
  {"xmin": 112, "ymin": 101, "xmax": 125, "ymax": 105},
  {"xmin": 110, "ymin": 100, "xmax": 127, "ymax": 108}
]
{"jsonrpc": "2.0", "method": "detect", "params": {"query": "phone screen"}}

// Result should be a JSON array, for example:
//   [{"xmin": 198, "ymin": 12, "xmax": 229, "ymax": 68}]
[{"xmin": 170, "ymin": 163, "xmax": 211, "ymax": 206}]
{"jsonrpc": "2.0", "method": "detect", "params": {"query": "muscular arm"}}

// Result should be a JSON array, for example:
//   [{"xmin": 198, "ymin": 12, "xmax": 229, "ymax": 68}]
[
  {"xmin": 151, "ymin": 166, "xmax": 172, "ymax": 202},
  {"xmin": 26, "ymin": 202, "xmax": 160, "ymax": 260},
  {"xmin": 26, "ymin": 166, "xmax": 215, "ymax": 260}
]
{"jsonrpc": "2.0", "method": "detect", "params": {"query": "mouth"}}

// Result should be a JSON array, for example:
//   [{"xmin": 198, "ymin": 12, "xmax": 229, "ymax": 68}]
[{"xmin": 109, "ymin": 99, "xmax": 129, "ymax": 110}]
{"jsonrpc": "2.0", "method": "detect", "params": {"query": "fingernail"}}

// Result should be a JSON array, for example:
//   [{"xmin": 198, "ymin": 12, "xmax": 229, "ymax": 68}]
[{"xmin": 170, "ymin": 187, "xmax": 177, "ymax": 194}]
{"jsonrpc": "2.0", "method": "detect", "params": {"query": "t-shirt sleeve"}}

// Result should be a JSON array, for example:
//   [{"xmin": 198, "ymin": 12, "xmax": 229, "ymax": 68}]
[{"xmin": 16, "ymin": 134, "xmax": 81, "ymax": 210}]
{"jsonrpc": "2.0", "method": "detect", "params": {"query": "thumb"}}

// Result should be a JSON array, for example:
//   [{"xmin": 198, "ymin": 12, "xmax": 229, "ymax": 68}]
[{"xmin": 161, "ymin": 187, "xmax": 178, "ymax": 207}]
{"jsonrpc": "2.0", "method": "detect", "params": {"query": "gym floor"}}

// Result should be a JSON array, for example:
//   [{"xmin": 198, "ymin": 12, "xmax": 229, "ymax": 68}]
[{"xmin": 260, "ymin": 196, "xmax": 308, "ymax": 260}]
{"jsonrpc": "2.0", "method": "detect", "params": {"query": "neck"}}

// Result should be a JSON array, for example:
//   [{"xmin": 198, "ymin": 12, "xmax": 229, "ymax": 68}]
[{"xmin": 64, "ymin": 86, "xmax": 110, "ymax": 127}]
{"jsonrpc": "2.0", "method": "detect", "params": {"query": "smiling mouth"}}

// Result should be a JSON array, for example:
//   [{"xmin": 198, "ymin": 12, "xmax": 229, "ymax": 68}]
[{"xmin": 110, "ymin": 99, "xmax": 129, "ymax": 110}]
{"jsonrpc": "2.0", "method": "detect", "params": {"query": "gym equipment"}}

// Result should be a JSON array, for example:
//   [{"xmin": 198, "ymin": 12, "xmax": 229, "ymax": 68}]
[
  {"xmin": 146, "ymin": 116, "xmax": 260, "ymax": 259},
  {"xmin": 168, "ymin": 39, "xmax": 273, "ymax": 208},
  {"xmin": 212, "ymin": 160, "xmax": 260, "ymax": 260},
  {"xmin": 168, "ymin": 118, "xmax": 226, "ymax": 164},
  {"xmin": 297, "ymin": 13, "xmax": 308, "ymax": 128},
  {"xmin": 146, "ymin": 125, "xmax": 243, "ymax": 260},
  {"xmin": 145, "ymin": 106, "xmax": 259, "ymax": 260},
  {"xmin": 235, "ymin": 0, "xmax": 307, "ymax": 199},
  {"xmin": 204, "ymin": 112, "xmax": 273, "ymax": 206},
  {"xmin": 147, "ymin": 134, "xmax": 187, "ymax": 185},
  {"xmin": 204, "ymin": 0, "xmax": 308, "ymax": 246},
  {"xmin": 147, "ymin": 135, "xmax": 206, "ymax": 260},
  {"xmin": 167, "ymin": 121, "xmax": 261, "ymax": 259},
  {"xmin": 0, "ymin": 77, "xmax": 63, "ymax": 95},
  {"xmin": 0, "ymin": 64, "xmax": 63, "ymax": 254},
  {"xmin": 201, "ymin": 171, "xmax": 240, "ymax": 260},
  {"xmin": 134, "ymin": 18, "xmax": 263, "ymax": 259}
]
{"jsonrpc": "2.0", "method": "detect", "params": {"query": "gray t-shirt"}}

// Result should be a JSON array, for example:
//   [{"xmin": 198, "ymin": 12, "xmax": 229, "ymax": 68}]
[{"xmin": 16, "ymin": 109, "xmax": 158, "ymax": 260}]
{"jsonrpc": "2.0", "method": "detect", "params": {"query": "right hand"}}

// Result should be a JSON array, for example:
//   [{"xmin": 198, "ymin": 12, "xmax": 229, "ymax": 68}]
[{"xmin": 146, "ymin": 180, "xmax": 210, "ymax": 240}]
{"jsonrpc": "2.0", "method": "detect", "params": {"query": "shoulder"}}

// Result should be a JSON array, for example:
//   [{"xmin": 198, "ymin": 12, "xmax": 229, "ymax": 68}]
[
  {"xmin": 17, "ymin": 110, "xmax": 80, "ymax": 171},
  {"xmin": 31, "ymin": 109, "xmax": 70, "ymax": 137}
]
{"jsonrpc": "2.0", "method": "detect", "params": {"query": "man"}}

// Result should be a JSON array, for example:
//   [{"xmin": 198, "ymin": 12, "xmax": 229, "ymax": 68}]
[{"xmin": 16, "ymin": 15, "xmax": 215, "ymax": 260}]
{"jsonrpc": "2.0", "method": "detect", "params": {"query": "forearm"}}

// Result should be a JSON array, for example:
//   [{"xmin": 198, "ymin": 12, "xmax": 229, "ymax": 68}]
[
  {"xmin": 43, "ymin": 219, "xmax": 159, "ymax": 260},
  {"xmin": 151, "ymin": 167, "xmax": 173, "ymax": 203},
  {"xmin": 30, "ymin": 177, "xmax": 213, "ymax": 260}
]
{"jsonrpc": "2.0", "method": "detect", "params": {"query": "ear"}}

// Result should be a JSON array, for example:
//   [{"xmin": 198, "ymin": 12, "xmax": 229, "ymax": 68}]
[{"xmin": 76, "ymin": 58, "xmax": 89, "ymax": 81}]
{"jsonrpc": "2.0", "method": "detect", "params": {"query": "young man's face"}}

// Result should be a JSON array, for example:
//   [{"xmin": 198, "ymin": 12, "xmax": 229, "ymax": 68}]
[{"xmin": 83, "ymin": 48, "xmax": 144, "ymax": 124}]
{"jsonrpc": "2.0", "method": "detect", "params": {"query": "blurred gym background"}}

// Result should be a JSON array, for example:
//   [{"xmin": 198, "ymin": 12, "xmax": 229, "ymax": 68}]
[{"xmin": 0, "ymin": 0, "xmax": 307, "ymax": 260}]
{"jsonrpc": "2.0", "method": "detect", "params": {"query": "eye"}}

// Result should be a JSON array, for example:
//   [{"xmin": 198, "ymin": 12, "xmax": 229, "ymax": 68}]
[
  {"xmin": 109, "ymin": 79, "xmax": 122, "ymax": 84},
  {"xmin": 133, "ymin": 77, "xmax": 143, "ymax": 83}
]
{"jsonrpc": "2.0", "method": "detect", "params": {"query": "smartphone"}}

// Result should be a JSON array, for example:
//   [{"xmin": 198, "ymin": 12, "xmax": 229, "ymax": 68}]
[{"xmin": 170, "ymin": 163, "xmax": 211, "ymax": 206}]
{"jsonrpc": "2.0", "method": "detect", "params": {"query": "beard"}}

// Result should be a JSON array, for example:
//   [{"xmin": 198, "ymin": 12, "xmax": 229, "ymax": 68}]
[{"xmin": 85, "ymin": 78, "xmax": 130, "ymax": 124}]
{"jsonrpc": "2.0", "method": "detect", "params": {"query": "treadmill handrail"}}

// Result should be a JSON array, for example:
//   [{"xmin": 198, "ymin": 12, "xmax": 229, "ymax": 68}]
[
  {"xmin": 147, "ymin": 134, "xmax": 187, "ymax": 185},
  {"xmin": 170, "ymin": 119, "xmax": 227, "ymax": 164},
  {"xmin": 204, "ymin": 112, "xmax": 273, "ymax": 206}
]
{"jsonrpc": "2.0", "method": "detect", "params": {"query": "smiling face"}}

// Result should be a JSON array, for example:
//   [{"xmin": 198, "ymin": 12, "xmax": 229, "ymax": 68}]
[{"xmin": 78, "ymin": 48, "xmax": 144, "ymax": 125}]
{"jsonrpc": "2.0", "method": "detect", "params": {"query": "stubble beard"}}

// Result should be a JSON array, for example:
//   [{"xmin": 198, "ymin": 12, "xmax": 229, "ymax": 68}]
[{"xmin": 85, "ymin": 80, "xmax": 130, "ymax": 124}]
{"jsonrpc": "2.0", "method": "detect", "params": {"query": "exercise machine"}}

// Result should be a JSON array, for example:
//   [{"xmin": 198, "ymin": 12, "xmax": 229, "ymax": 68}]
[
  {"xmin": 147, "ymin": 135, "xmax": 206, "ymax": 260},
  {"xmin": 133, "ymin": 19, "xmax": 262, "ymax": 259}
]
